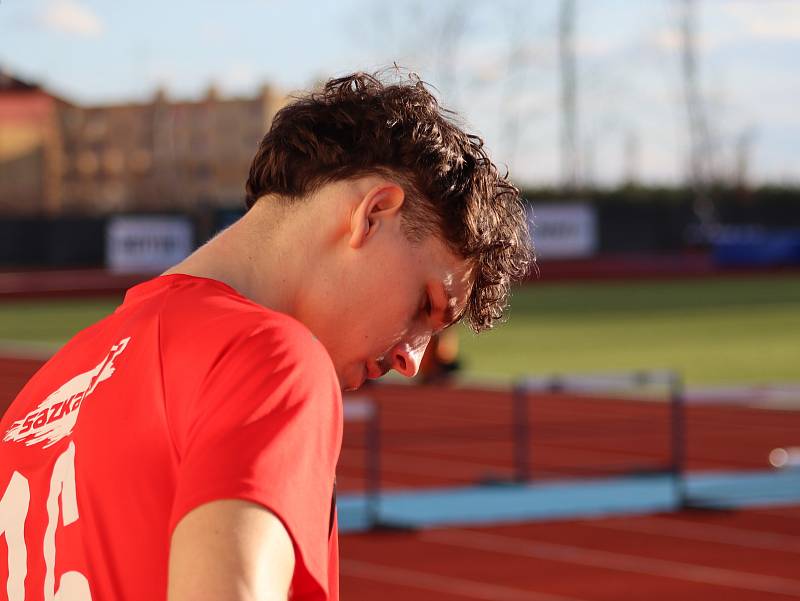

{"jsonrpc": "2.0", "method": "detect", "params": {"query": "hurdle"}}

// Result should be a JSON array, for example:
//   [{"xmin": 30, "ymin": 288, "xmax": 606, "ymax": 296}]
[{"xmin": 512, "ymin": 370, "xmax": 688, "ymax": 509}]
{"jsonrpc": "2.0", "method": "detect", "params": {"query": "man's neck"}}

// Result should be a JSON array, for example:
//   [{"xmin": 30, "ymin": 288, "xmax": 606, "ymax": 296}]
[{"xmin": 162, "ymin": 201, "xmax": 306, "ymax": 317}]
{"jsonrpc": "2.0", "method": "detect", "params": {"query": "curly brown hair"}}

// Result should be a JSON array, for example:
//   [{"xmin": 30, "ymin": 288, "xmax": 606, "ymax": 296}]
[{"xmin": 245, "ymin": 71, "xmax": 533, "ymax": 332}]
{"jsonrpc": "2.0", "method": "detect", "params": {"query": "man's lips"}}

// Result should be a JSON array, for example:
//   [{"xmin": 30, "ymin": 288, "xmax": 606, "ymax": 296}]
[
  {"xmin": 344, "ymin": 362, "xmax": 388, "ymax": 391},
  {"xmin": 365, "ymin": 361, "xmax": 386, "ymax": 380}
]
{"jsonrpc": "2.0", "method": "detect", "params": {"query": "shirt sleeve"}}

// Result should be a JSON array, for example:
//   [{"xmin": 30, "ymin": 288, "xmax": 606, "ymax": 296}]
[{"xmin": 164, "ymin": 316, "xmax": 342, "ymax": 598}]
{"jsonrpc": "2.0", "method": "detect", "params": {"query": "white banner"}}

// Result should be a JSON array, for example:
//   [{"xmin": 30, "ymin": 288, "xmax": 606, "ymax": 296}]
[
  {"xmin": 106, "ymin": 216, "xmax": 193, "ymax": 274},
  {"xmin": 528, "ymin": 202, "xmax": 598, "ymax": 259}
]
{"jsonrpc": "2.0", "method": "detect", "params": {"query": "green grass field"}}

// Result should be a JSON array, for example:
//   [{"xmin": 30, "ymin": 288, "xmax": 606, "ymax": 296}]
[
  {"xmin": 459, "ymin": 275, "xmax": 800, "ymax": 386},
  {"xmin": 1, "ymin": 275, "xmax": 798, "ymax": 386}
]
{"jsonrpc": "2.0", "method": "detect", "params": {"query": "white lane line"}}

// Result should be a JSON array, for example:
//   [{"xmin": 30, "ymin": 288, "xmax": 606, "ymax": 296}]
[
  {"xmin": 590, "ymin": 516, "xmax": 800, "ymax": 553},
  {"xmin": 341, "ymin": 559, "xmax": 589, "ymax": 601},
  {"xmin": 422, "ymin": 529, "xmax": 800, "ymax": 597}
]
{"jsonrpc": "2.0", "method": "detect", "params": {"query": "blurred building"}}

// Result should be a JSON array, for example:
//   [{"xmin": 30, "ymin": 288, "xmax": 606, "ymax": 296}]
[
  {"xmin": 0, "ymin": 67, "xmax": 285, "ymax": 216},
  {"xmin": 0, "ymin": 70, "xmax": 67, "ymax": 215}
]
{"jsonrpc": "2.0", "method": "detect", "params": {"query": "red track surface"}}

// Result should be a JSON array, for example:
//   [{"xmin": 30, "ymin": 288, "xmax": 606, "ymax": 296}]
[
  {"xmin": 340, "ymin": 383, "xmax": 800, "ymax": 492},
  {"xmin": 2, "ymin": 358, "xmax": 799, "ymax": 599},
  {"xmin": 342, "ymin": 507, "xmax": 800, "ymax": 600},
  {"xmin": 0, "ymin": 356, "xmax": 45, "ymax": 416}
]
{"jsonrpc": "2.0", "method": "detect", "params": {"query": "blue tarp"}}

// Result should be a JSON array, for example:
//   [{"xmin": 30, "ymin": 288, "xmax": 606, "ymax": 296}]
[{"xmin": 713, "ymin": 227, "xmax": 800, "ymax": 267}]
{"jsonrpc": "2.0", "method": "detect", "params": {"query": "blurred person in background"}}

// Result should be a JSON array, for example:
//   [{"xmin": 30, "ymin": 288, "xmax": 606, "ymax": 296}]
[
  {"xmin": 0, "ymin": 71, "xmax": 531, "ymax": 601},
  {"xmin": 419, "ymin": 330, "xmax": 463, "ymax": 384}
]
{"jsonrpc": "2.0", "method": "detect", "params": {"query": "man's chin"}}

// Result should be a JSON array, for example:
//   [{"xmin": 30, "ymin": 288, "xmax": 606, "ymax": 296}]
[
  {"xmin": 339, "ymin": 365, "xmax": 366, "ymax": 392},
  {"xmin": 341, "ymin": 381, "xmax": 365, "ymax": 392}
]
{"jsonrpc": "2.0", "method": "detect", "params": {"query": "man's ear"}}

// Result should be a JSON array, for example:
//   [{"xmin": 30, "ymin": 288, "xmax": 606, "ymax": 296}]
[{"xmin": 349, "ymin": 184, "xmax": 405, "ymax": 249}]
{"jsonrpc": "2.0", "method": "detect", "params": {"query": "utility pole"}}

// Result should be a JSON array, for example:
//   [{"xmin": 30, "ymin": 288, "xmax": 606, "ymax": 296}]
[
  {"xmin": 559, "ymin": 0, "xmax": 579, "ymax": 193},
  {"xmin": 582, "ymin": 136, "xmax": 595, "ymax": 188},
  {"xmin": 624, "ymin": 130, "xmax": 640, "ymax": 187},
  {"xmin": 680, "ymin": 0, "xmax": 716, "ymax": 237},
  {"xmin": 734, "ymin": 128, "xmax": 755, "ymax": 190},
  {"xmin": 435, "ymin": 0, "xmax": 470, "ymax": 109},
  {"xmin": 500, "ymin": 1, "xmax": 529, "ymax": 170}
]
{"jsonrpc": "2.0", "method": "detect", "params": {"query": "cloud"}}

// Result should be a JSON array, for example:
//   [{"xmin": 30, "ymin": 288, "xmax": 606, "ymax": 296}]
[
  {"xmin": 645, "ymin": 1, "xmax": 800, "ymax": 54},
  {"xmin": 723, "ymin": 1, "xmax": 800, "ymax": 40},
  {"xmin": 37, "ymin": 0, "xmax": 104, "ymax": 38},
  {"xmin": 648, "ymin": 27, "xmax": 736, "ymax": 54}
]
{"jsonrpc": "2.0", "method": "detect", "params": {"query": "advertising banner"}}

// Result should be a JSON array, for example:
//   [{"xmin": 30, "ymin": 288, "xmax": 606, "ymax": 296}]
[
  {"xmin": 528, "ymin": 202, "xmax": 598, "ymax": 259},
  {"xmin": 106, "ymin": 216, "xmax": 194, "ymax": 274}
]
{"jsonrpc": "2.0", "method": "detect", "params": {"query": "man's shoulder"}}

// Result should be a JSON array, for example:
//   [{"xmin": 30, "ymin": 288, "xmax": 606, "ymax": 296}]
[
  {"xmin": 154, "ymin": 275, "xmax": 335, "ymax": 384},
  {"xmin": 158, "ymin": 276, "xmax": 314, "ymax": 343}
]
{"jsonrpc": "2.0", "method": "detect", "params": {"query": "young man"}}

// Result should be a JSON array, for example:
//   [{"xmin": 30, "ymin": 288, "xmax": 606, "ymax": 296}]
[{"xmin": 0, "ymin": 72, "xmax": 532, "ymax": 600}]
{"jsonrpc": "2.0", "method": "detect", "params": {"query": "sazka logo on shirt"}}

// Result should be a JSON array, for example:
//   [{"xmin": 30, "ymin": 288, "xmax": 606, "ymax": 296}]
[{"xmin": 3, "ymin": 337, "xmax": 131, "ymax": 448}]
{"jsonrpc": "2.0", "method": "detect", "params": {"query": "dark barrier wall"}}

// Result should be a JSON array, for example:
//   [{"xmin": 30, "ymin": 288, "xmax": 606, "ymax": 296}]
[
  {"xmin": 45, "ymin": 218, "xmax": 107, "ymax": 266},
  {"xmin": 2, "ymin": 188, "xmax": 799, "ymax": 267},
  {"xmin": 0, "ymin": 218, "xmax": 109, "ymax": 267},
  {"xmin": 0, "ymin": 213, "xmax": 207, "ymax": 268},
  {"xmin": 716, "ymin": 189, "xmax": 800, "ymax": 228},
  {"xmin": 522, "ymin": 186, "xmax": 800, "ymax": 253},
  {"xmin": 595, "ymin": 202, "xmax": 696, "ymax": 253},
  {"xmin": 0, "ymin": 219, "xmax": 44, "ymax": 265}
]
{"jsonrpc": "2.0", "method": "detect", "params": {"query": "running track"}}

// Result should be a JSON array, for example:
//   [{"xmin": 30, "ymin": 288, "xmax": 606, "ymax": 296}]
[
  {"xmin": 2, "ymin": 356, "xmax": 799, "ymax": 599},
  {"xmin": 342, "ymin": 506, "xmax": 800, "ymax": 600},
  {"xmin": 339, "ymin": 383, "xmax": 800, "ymax": 491}
]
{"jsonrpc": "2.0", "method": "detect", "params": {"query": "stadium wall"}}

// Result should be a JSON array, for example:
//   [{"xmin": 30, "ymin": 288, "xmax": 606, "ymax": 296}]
[{"xmin": 1, "ymin": 189, "xmax": 799, "ymax": 270}]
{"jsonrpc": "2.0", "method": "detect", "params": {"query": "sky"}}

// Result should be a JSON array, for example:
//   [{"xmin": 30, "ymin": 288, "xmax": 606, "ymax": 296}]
[{"xmin": 1, "ymin": 0, "xmax": 799, "ymax": 187}]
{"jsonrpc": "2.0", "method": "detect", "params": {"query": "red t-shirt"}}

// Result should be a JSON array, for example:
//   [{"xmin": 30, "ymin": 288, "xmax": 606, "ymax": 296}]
[{"xmin": 0, "ymin": 274, "xmax": 342, "ymax": 600}]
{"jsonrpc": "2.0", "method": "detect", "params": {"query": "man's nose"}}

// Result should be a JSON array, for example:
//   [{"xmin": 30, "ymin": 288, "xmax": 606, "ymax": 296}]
[{"xmin": 391, "ymin": 339, "xmax": 429, "ymax": 378}]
